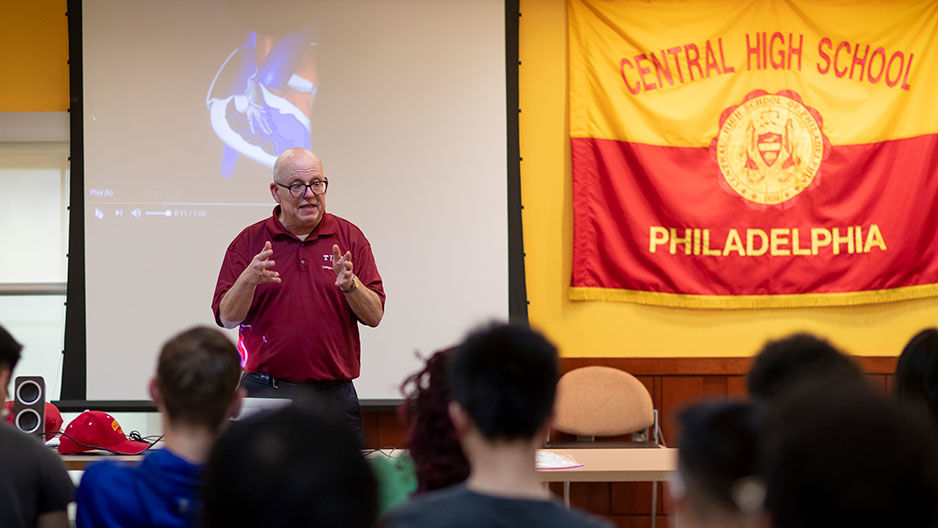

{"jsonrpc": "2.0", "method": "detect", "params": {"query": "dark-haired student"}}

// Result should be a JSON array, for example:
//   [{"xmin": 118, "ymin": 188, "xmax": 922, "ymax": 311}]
[
  {"xmin": 383, "ymin": 322, "xmax": 612, "ymax": 528},
  {"xmin": 761, "ymin": 379, "xmax": 938, "ymax": 528},
  {"xmin": 0, "ymin": 324, "xmax": 74, "ymax": 528},
  {"xmin": 201, "ymin": 398, "xmax": 378, "ymax": 528},
  {"xmin": 746, "ymin": 332, "xmax": 867, "ymax": 402},
  {"xmin": 76, "ymin": 326, "xmax": 244, "ymax": 528},
  {"xmin": 670, "ymin": 400, "xmax": 763, "ymax": 528},
  {"xmin": 894, "ymin": 327, "xmax": 938, "ymax": 429}
]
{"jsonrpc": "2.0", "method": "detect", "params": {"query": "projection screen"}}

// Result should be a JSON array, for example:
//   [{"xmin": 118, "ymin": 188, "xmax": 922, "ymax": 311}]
[{"xmin": 81, "ymin": 0, "xmax": 508, "ymax": 400}]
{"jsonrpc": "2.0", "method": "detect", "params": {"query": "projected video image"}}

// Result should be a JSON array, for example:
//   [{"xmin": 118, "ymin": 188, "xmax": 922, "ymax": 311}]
[
  {"xmin": 207, "ymin": 29, "xmax": 318, "ymax": 178},
  {"xmin": 83, "ymin": 4, "xmax": 323, "ymax": 226}
]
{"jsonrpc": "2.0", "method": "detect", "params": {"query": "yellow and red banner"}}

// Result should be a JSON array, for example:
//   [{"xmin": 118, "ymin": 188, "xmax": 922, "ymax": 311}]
[{"xmin": 569, "ymin": 0, "xmax": 938, "ymax": 308}]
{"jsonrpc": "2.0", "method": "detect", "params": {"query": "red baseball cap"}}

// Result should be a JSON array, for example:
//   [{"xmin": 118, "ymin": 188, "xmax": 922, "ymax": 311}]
[
  {"xmin": 57, "ymin": 410, "xmax": 150, "ymax": 455},
  {"xmin": 3, "ymin": 401, "xmax": 64, "ymax": 439}
]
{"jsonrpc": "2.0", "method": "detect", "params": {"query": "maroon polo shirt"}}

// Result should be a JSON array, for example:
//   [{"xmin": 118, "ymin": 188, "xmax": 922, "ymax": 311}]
[{"xmin": 212, "ymin": 208, "xmax": 385, "ymax": 381}]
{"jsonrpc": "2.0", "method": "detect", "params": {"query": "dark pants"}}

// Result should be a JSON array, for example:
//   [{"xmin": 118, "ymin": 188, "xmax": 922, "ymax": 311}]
[{"xmin": 239, "ymin": 372, "xmax": 365, "ymax": 448}]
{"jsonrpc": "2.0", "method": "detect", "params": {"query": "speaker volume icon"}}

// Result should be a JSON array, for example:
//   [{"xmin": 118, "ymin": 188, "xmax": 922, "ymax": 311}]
[{"xmin": 131, "ymin": 208, "xmax": 142, "ymax": 218}]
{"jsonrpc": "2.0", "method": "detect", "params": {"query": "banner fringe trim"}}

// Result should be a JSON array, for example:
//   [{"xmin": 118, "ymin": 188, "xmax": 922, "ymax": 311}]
[{"xmin": 568, "ymin": 283, "xmax": 938, "ymax": 309}]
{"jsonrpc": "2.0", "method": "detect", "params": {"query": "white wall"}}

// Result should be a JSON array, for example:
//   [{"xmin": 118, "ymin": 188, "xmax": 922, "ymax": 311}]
[{"xmin": 0, "ymin": 139, "xmax": 69, "ymax": 400}]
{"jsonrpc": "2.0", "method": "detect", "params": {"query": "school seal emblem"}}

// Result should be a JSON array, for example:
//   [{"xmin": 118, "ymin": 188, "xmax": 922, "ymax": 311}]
[{"xmin": 711, "ymin": 90, "xmax": 830, "ymax": 205}]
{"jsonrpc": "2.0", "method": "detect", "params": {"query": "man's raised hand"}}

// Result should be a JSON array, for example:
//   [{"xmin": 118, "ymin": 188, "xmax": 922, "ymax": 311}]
[
  {"xmin": 244, "ymin": 241, "xmax": 281, "ymax": 285},
  {"xmin": 332, "ymin": 244, "xmax": 355, "ymax": 290}
]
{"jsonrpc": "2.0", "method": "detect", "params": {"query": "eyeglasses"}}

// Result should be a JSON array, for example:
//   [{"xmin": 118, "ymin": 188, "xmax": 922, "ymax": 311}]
[{"xmin": 276, "ymin": 180, "xmax": 328, "ymax": 198}]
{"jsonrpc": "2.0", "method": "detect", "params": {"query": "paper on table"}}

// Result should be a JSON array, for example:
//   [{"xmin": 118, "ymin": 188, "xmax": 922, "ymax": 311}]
[{"xmin": 536, "ymin": 450, "xmax": 584, "ymax": 470}]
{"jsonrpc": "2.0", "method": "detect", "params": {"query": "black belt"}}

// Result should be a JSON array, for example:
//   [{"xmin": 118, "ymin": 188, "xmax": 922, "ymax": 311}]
[{"xmin": 245, "ymin": 372, "xmax": 349, "ymax": 390}]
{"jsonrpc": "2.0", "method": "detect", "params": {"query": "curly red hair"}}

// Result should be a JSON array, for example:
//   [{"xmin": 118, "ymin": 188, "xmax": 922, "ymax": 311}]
[{"xmin": 399, "ymin": 348, "xmax": 470, "ymax": 493}]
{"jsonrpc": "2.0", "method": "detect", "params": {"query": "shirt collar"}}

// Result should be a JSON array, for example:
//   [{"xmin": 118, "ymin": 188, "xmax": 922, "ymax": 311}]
[{"xmin": 265, "ymin": 206, "xmax": 337, "ymax": 241}]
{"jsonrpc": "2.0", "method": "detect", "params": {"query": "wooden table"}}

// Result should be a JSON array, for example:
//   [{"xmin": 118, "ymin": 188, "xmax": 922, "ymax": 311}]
[
  {"xmin": 536, "ymin": 447, "xmax": 676, "ymax": 527},
  {"xmin": 61, "ymin": 454, "xmax": 143, "ymax": 471},
  {"xmin": 64, "ymin": 447, "xmax": 678, "ymax": 477},
  {"xmin": 536, "ymin": 447, "xmax": 677, "ymax": 482}
]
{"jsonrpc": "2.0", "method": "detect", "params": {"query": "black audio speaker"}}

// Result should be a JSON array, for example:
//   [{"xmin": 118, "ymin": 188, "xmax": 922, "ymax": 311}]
[{"xmin": 13, "ymin": 376, "xmax": 45, "ymax": 440}]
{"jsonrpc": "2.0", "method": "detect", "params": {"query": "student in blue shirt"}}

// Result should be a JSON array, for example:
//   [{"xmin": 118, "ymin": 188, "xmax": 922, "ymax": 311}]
[{"xmin": 76, "ymin": 326, "xmax": 244, "ymax": 528}]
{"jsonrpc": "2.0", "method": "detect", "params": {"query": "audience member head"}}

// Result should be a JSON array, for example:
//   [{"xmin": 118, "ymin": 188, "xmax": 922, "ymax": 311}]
[
  {"xmin": 0, "ymin": 323, "xmax": 23, "ymax": 402},
  {"xmin": 400, "ymin": 348, "xmax": 469, "ymax": 493},
  {"xmin": 150, "ymin": 326, "xmax": 243, "ymax": 434},
  {"xmin": 894, "ymin": 328, "xmax": 938, "ymax": 428},
  {"xmin": 448, "ymin": 322, "xmax": 558, "ymax": 442},
  {"xmin": 761, "ymin": 379, "xmax": 938, "ymax": 528},
  {"xmin": 672, "ymin": 399, "xmax": 763, "ymax": 528},
  {"xmin": 202, "ymin": 400, "xmax": 378, "ymax": 528},
  {"xmin": 747, "ymin": 333, "xmax": 866, "ymax": 402}
]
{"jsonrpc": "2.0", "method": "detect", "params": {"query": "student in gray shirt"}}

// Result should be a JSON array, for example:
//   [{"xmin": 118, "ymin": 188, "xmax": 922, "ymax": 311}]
[
  {"xmin": 0, "ymin": 324, "xmax": 74, "ymax": 528},
  {"xmin": 383, "ymin": 322, "xmax": 612, "ymax": 528}
]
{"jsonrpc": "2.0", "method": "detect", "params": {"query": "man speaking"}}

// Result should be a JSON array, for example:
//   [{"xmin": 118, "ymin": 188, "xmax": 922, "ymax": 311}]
[{"xmin": 212, "ymin": 148, "xmax": 385, "ymax": 445}]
